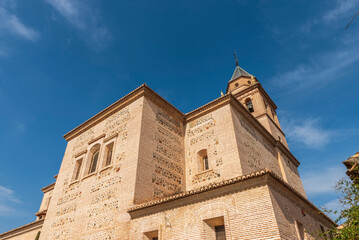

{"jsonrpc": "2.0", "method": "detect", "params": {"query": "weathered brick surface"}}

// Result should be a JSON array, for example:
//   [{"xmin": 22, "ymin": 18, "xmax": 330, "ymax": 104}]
[
  {"xmin": 269, "ymin": 181, "xmax": 333, "ymax": 240},
  {"xmin": 129, "ymin": 184, "xmax": 281, "ymax": 240}
]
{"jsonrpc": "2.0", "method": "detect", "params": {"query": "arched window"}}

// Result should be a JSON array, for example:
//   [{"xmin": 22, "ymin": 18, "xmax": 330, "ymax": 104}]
[
  {"xmin": 88, "ymin": 144, "xmax": 100, "ymax": 174},
  {"xmin": 198, "ymin": 149, "xmax": 209, "ymax": 172},
  {"xmin": 245, "ymin": 98, "xmax": 254, "ymax": 113}
]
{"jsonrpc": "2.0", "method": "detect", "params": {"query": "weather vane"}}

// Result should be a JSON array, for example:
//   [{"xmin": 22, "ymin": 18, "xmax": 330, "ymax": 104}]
[{"xmin": 233, "ymin": 51, "xmax": 239, "ymax": 66}]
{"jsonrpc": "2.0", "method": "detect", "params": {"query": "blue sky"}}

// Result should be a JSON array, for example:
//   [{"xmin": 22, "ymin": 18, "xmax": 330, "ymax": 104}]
[{"xmin": 0, "ymin": 0, "xmax": 358, "ymax": 232}]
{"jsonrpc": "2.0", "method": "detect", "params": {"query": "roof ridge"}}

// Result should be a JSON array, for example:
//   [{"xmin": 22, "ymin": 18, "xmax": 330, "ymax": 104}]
[{"xmin": 128, "ymin": 168, "xmax": 271, "ymax": 212}]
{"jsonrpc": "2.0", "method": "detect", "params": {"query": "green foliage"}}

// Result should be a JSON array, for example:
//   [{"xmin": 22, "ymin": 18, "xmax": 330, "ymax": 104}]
[{"xmin": 320, "ymin": 171, "xmax": 359, "ymax": 240}]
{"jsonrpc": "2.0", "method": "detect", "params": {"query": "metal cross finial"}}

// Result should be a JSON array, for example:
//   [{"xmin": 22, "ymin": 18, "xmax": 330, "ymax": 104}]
[{"xmin": 233, "ymin": 51, "xmax": 239, "ymax": 66}]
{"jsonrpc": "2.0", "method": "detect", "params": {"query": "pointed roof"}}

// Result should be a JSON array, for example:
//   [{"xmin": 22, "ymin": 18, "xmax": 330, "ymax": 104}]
[
  {"xmin": 230, "ymin": 65, "xmax": 251, "ymax": 82},
  {"xmin": 230, "ymin": 51, "xmax": 251, "ymax": 81}
]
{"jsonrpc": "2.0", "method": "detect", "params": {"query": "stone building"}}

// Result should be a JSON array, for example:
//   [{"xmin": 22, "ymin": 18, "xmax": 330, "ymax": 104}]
[
  {"xmin": 0, "ymin": 62, "xmax": 335, "ymax": 240},
  {"xmin": 343, "ymin": 152, "xmax": 359, "ymax": 181}
]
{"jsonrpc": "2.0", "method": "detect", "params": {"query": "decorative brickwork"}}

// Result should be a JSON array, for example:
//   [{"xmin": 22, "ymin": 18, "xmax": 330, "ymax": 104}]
[
  {"xmin": 72, "ymin": 129, "xmax": 95, "ymax": 157},
  {"xmin": 1, "ymin": 84, "xmax": 334, "ymax": 240}
]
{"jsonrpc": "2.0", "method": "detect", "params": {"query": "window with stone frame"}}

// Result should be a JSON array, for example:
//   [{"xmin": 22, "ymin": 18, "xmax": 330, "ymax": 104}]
[
  {"xmin": 88, "ymin": 144, "xmax": 101, "ymax": 174},
  {"xmin": 198, "ymin": 149, "xmax": 209, "ymax": 172},
  {"xmin": 104, "ymin": 142, "xmax": 114, "ymax": 167},
  {"xmin": 203, "ymin": 216, "xmax": 227, "ymax": 240},
  {"xmin": 73, "ymin": 158, "xmax": 83, "ymax": 181},
  {"xmin": 143, "ymin": 230, "xmax": 158, "ymax": 240}
]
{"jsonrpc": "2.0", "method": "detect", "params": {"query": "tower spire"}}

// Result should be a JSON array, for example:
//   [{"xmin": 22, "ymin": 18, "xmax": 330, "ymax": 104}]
[
  {"xmin": 233, "ymin": 51, "xmax": 239, "ymax": 67},
  {"xmin": 229, "ymin": 52, "xmax": 250, "ymax": 82}
]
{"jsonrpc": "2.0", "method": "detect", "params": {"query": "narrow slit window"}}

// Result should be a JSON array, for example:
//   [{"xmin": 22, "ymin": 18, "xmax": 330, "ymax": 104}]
[
  {"xmin": 215, "ymin": 225, "xmax": 226, "ymax": 240},
  {"xmin": 198, "ymin": 149, "xmax": 209, "ymax": 172},
  {"xmin": 105, "ymin": 143, "xmax": 114, "ymax": 167},
  {"xmin": 89, "ymin": 150, "xmax": 99, "ymax": 174},
  {"xmin": 203, "ymin": 156, "xmax": 209, "ymax": 170}
]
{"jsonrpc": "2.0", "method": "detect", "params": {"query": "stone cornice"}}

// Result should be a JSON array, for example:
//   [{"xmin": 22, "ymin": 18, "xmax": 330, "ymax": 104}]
[
  {"xmin": 0, "ymin": 219, "xmax": 43, "ymax": 239},
  {"xmin": 227, "ymin": 75, "xmax": 252, "ymax": 85},
  {"xmin": 228, "ymin": 94, "xmax": 300, "ymax": 166},
  {"xmin": 128, "ymin": 169, "xmax": 270, "ymax": 213},
  {"xmin": 185, "ymin": 93, "xmax": 277, "ymax": 148},
  {"xmin": 256, "ymin": 112, "xmax": 286, "ymax": 137},
  {"xmin": 267, "ymin": 177, "xmax": 334, "ymax": 227},
  {"xmin": 41, "ymin": 182, "xmax": 55, "ymax": 193},
  {"xmin": 35, "ymin": 209, "xmax": 47, "ymax": 217},
  {"xmin": 88, "ymin": 134, "xmax": 106, "ymax": 145},
  {"xmin": 226, "ymin": 75, "xmax": 252, "ymax": 93},
  {"xmin": 228, "ymin": 93, "xmax": 277, "ymax": 147},
  {"xmin": 63, "ymin": 84, "xmax": 184, "ymax": 141},
  {"xmin": 127, "ymin": 168, "xmax": 335, "ymax": 225},
  {"xmin": 185, "ymin": 94, "xmax": 231, "ymax": 121},
  {"xmin": 63, "ymin": 83, "xmax": 300, "ymax": 171},
  {"xmin": 276, "ymin": 140, "xmax": 300, "ymax": 167},
  {"xmin": 142, "ymin": 86, "xmax": 185, "ymax": 122},
  {"xmin": 74, "ymin": 150, "xmax": 87, "ymax": 158},
  {"xmin": 233, "ymin": 82, "xmax": 278, "ymax": 110},
  {"xmin": 184, "ymin": 92, "xmax": 299, "ymax": 167}
]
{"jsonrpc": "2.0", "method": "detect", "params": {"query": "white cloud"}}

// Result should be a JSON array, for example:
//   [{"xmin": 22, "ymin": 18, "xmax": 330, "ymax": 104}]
[
  {"xmin": 323, "ymin": 0, "xmax": 359, "ymax": 23},
  {"xmin": 0, "ymin": 185, "xmax": 21, "ymax": 216},
  {"xmin": 300, "ymin": 0, "xmax": 359, "ymax": 33},
  {"xmin": 45, "ymin": 0, "xmax": 110, "ymax": 49},
  {"xmin": 302, "ymin": 166, "xmax": 346, "ymax": 197},
  {"xmin": 0, "ymin": 185, "xmax": 20, "ymax": 203},
  {"xmin": 273, "ymin": 0, "xmax": 359, "ymax": 93},
  {"xmin": 45, "ymin": 0, "xmax": 85, "ymax": 29},
  {"xmin": 0, "ymin": 3, "xmax": 39, "ymax": 41},
  {"xmin": 283, "ymin": 118, "xmax": 334, "ymax": 149},
  {"xmin": 322, "ymin": 198, "xmax": 342, "ymax": 221},
  {"xmin": 271, "ymin": 47, "xmax": 359, "ymax": 92}
]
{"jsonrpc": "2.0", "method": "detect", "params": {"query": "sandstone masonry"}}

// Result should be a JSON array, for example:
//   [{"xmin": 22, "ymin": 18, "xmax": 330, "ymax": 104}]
[{"xmin": 0, "ymin": 65, "xmax": 335, "ymax": 240}]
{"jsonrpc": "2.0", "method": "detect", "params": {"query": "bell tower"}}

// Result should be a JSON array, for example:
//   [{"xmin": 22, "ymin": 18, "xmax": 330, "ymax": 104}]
[{"xmin": 227, "ymin": 53, "xmax": 288, "ymax": 148}]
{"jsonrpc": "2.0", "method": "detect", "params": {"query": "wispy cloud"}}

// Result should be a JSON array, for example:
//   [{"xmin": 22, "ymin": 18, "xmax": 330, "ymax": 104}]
[
  {"xmin": 0, "ymin": 186, "xmax": 20, "ymax": 203},
  {"xmin": 322, "ymin": 0, "xmax": 359, "ymax": 23},
  {"xmin": 0, "ymin": 185, "xmax": 21, "ymax": 216},
  {"xmin": 302, "ymin": 166, "xmax": 346, "ymax": 196},
  {"xmin": 271, "ymin": 0, "xmax": 359, "ymax": 92},
  {"xmin": 45, "ymin": 0, "xmax": 86, "ymax": 29},
  {"xmin": 0, "ymin": 1, "xmax": 39, "ymax": 41},
  {"xmin": 45, "ymin": 0, "xmax": 110, "ymax": 49},
  {"xmin": 300, "ymin": 0, "xmax": 359, "ymax": 33},
  {"xmin": 283, "ymin": 118, "xmax": 335, "ymax": 149},
  {"xmin": 322, "ymin": 198, "xmax": 342, "ymax": 221},
  {"xmin": 271, "ymin": 44, "xmax": 359, "ymax": 92}
]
